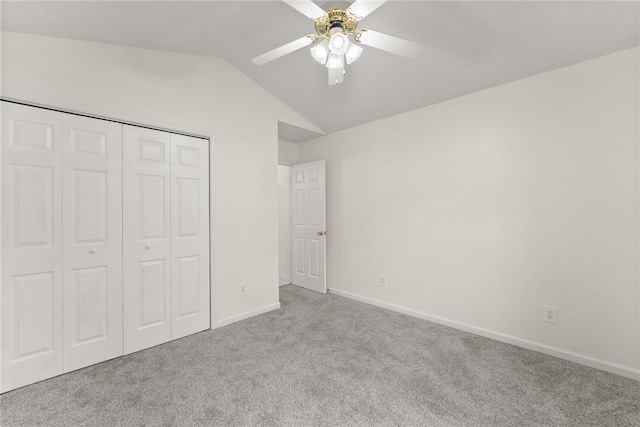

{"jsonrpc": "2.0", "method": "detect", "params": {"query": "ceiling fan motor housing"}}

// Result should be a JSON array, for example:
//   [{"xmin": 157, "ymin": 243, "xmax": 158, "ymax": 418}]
[{"xmin": 315, "ymin": 8, "xmax": 358, "ymax": 38}]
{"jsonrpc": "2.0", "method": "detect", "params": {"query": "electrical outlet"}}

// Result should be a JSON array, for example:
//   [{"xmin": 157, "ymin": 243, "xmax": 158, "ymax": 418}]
[
  {"xmin": 239, "ymin": 282, "xmax": 247, "ymax": 297},
  {"xmin": 543, "ymin": 305, "xmax": 557, "ymax": 324},
  {"xmin": 379, "ymin": 274, "xmax": 388, "ymax": 288}
]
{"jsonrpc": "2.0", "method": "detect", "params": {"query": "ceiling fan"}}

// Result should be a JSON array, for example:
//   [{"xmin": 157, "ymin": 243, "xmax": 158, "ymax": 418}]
[{"xmin": 252, "ymin": 0, "xmax": 423, "ymax": 85}]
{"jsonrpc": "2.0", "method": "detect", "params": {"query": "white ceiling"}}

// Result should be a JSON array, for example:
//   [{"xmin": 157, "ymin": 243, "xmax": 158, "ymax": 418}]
[{"xmin": 2, "ymin": 1, "xmax": 638, "ymax": 141}]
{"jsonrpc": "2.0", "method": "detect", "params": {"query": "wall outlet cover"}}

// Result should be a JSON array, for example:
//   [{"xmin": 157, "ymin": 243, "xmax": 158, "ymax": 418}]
[
  {"xmin": 543, "ymin": 305, "xmax": 557, "ymax": 324},
  {"xmin": 379, "ymin": 274, "xmax": 388, "ymax": 288}
]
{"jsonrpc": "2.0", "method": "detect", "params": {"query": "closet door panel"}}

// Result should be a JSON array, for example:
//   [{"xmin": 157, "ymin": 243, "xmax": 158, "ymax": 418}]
[
  {"xmin": 123, "ymin": 125, "xmax": 171, "ymax": 354},
  {"xmin": 1, "ymin": 103, "xmax": 63, "ymax": 392},
  {"xmin": 171, "ymin": 134, "xmax": 210, "ymax": 339},
  {"xmin": 62, "ymin": 114, "xmax": 123, "ymax": 372}
]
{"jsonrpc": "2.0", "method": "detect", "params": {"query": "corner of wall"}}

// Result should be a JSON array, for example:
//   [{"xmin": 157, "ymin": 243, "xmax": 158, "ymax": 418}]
[{"xmin": 278, "ymin": 140, "xmax": 299, "ymax": 165}]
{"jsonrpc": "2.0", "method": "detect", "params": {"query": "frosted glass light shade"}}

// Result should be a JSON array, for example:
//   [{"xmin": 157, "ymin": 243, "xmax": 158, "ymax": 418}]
[
  {"xmin": 345, "ymin": 42, "xmax": 363, "ymax": 64},
  {"xmin": 328, "ymin": 33, "xmax": 349, "ymax": 55},
  {"xmin": 325, "ymin": 53, "xmax": 344, "ymax": 69},
  {"xmin": 310, "ymin": 39, "xmax": 329, "ymax": 64}
]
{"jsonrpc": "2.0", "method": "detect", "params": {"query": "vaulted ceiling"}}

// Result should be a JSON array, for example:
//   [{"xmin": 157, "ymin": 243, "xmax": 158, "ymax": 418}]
[{"xmin": 2, "ymin": 1, "xmax": 639, "ymax": 141}]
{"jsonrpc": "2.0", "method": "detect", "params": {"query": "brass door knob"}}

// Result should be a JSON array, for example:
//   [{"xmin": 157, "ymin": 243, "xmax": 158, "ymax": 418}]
[{"xmin": 317, "ymin": 230, "xmax": 326, "ymax": 236}]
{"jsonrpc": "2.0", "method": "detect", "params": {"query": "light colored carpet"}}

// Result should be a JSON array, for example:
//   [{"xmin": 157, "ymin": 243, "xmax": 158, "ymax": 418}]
[{"xmin": 1, "ymin": 285, "xmax": 638, "ymax": 426}]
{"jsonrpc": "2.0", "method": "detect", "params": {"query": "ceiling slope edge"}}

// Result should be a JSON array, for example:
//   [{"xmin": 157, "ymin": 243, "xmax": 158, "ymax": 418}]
[{"xmin": 278, "ymin": 121, "xmax": 326, "ymax": 144}]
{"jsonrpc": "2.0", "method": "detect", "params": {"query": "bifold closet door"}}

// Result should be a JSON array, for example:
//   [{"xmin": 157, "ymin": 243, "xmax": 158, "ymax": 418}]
[
  {"xmin": 62, "ymin": 114, "xmax": 123, "ymax": 372},
  {"xmin": 123, "ymin": 125, "xmax": 172, "ymax": 354},
  {"xmin": 1, "ymin": 103, "xmax": 63, "ymax": 392},
  {"xmin": 171, "ymin": 134, "xmax": 210, "ymax": 339}
]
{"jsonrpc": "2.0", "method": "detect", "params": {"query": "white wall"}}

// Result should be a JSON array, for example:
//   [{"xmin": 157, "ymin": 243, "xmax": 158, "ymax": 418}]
[
  {"xmin": 298, "ymin": 47, "xmax": 640, "ymax": 377},
  {"xmin": 278, "ymin": 165, "xmax": 292, "ymax": 284},
  {"xmin": 278, "ymin": 140, "xmax": 299, "ymax": 166},
  {"xmin": 277, "ymin": 140, "xmax": 297, "ymax": 285},
  {"xmin": 0, "ymin": 32, "xmax": 320, "ymax": 323}
]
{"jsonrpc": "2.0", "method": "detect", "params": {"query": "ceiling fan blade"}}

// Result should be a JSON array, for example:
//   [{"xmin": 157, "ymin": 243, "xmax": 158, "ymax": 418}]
[
  {"xmin": 252, "ymin": 35, "xmax": 315, "ymax": 65},
  {"xmin": 347, "ymin": 0, "xmax": 388, "ymax": 19},
  {"xmin": 283, "ymin": 0, "xmax": 326, "ymax": 20},
  {"xmin": 356, "ymin": 29, "xmax": 423, "ymax": 58}
]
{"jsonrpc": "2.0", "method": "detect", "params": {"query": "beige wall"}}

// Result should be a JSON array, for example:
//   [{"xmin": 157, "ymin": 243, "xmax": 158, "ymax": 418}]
[
  {"xmin": 277, "ymin": 141, "xmax": 298, "ymax": 284},
  {"xmin": 278, "ymin": 140, "xmax": 299, "ymax": 166},
  {"xmin": 278, "ymin": 165, "xmax": 292, "ymax": 284},
  {"xmin": 1, "ymin": 32, "xmax": 319, "ymax": 323},
  {"xmin": 298, "ymin": 47, "xmax": 640, "ymax": 377}
]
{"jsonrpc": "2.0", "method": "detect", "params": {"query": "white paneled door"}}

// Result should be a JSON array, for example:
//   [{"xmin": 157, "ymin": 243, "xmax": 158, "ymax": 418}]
[
  {"xmin": 1, "ymin": 103, "xmax": 64, "ymax": 392},
  {"xmin": 62, "ymin": 114, "xmax": 123, "ymax": 372},
  {"xmin": 123, "ymin": 125, "xmax": 172, "ymax": 354},
  {"xmin": 291, "ymin": 160, "xmax": 327, "ymax": 293},
  {"xmin": 170, "ymin": 135, "xmax": 210, "ymax": 339},
  {"xmin": 1, "ymin": 102, "xmax": 211, "ymax": 392}
]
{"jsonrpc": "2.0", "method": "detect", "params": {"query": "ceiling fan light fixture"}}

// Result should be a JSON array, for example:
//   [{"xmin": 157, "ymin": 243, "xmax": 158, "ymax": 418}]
[
  {"xmin": 252, "ymin": 1, "xmax": 424, "ymax": 87},
  {"xmin": 344, "ymin": 41, "xmax": 363, "ymax": 64},
  {"xmin": 325, "ymin": 52, "xmax": 344, "ymax": 69},
  {"xmin": 328, "ymin": 32, "xmax": 349, "ymax": 55},
  {"xmin": 310, "ymin": 39, "xmax": 330, "ymax": 64}
]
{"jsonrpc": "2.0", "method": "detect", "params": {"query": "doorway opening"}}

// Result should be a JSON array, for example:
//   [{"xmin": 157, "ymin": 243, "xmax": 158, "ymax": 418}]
[{"xmin": 278, "ymin": 138, "xmax": 327, "ymax": 294}]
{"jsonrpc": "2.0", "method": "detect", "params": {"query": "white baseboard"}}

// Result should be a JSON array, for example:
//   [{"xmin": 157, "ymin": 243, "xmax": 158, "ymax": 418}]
[
  {"xmin": 279, "ymin": 273, "xmax": 291, "ymax": 285},
  {"xmin": 328, "ymin": 288, "xmax": 640, "ymax": 381},
  {"xmin": 214, "ymin": 302, "xmax": 281, "ymax": 329}
]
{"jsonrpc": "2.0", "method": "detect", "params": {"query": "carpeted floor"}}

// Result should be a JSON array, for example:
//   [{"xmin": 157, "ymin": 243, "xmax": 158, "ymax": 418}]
[{"xmin": 1, "ymin": 285, "xmax": 638, "ymax": 426}]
